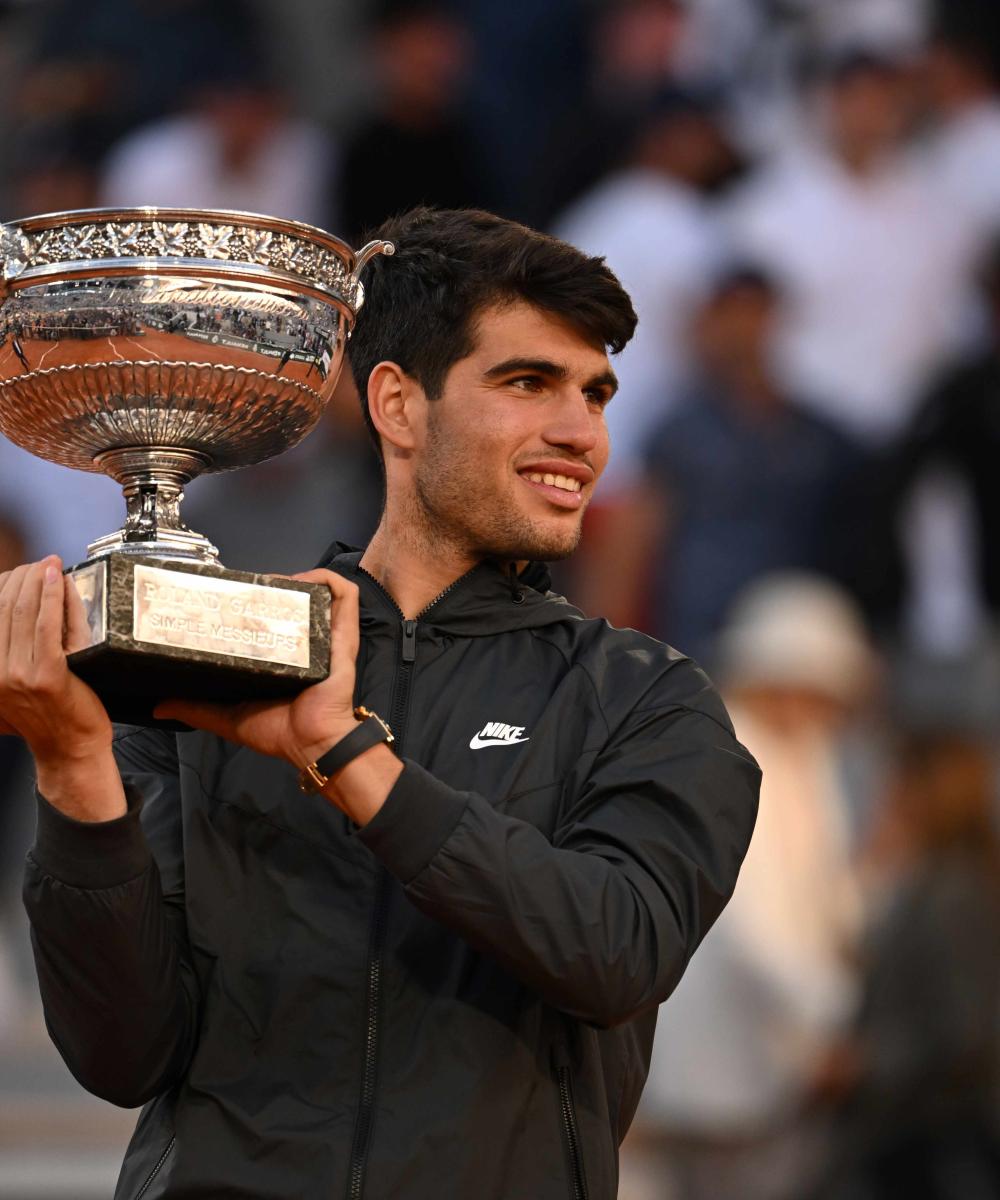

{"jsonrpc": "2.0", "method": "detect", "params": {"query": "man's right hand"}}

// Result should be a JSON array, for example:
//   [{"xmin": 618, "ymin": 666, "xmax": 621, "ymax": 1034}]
[{"xmin": 0, "ymin": 556, "xmax": 126, "ymax": 822}]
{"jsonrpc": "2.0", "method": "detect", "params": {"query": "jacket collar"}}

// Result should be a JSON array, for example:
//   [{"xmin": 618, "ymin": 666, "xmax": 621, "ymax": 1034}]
[{"xmin": 317, "ymin": 542, "xmax": 581, "ymax": 636}]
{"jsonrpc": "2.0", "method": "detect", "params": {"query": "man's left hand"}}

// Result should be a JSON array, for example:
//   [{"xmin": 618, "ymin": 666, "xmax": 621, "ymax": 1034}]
[{"xmin": 154, "ymin": 569, "xmax": 362, "ymax": 768}]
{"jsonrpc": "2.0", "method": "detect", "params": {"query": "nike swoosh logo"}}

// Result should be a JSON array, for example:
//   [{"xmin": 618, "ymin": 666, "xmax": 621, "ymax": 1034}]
[{"xmin": 469, "ymin": 734, "xmax": 530, "ymax": 749}]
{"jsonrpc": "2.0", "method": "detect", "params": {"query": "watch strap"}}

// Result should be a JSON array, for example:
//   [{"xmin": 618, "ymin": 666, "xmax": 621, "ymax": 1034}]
[{"xmin": 298, "ymin": 707, "xmax": 394, "ymax": 794}]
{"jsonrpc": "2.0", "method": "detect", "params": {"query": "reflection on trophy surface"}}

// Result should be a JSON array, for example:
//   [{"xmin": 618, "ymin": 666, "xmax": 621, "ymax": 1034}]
[{"xmin": 0, "ymin": 207, "xmax": 393, "ymax": 723}]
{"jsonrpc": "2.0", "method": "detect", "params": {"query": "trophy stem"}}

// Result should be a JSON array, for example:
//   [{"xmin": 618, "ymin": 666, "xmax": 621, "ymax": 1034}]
[{"xmin": 87, "ymin": 447, "xmax": 220, "ymax": 564}]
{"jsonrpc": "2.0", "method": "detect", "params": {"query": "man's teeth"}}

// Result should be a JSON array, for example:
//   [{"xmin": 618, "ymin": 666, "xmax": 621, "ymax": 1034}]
[{"xmin": 525, "ymin": 472, "xmax": 582, "ymax": 493}]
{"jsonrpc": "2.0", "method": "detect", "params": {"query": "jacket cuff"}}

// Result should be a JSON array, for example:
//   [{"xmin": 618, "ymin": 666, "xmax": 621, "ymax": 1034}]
[
  {"xmin": 357, "ymin": 760, "xmax": 468, "ymax": 884},
  {"xmin": 30, "ymin": 786, "xmax": 152, "ymax": 890}
]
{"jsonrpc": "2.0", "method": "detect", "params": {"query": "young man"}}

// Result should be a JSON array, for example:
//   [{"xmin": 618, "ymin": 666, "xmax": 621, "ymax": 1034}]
[{"xmin": 0, "ymin": 208, "xmax": 759, "ymax": 1199}]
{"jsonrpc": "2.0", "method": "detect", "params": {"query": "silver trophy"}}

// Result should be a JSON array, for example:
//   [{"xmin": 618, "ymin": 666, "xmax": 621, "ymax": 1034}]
[{"xmin": 0, "ymin": 207, "xmax": 393, "ymax": 723}]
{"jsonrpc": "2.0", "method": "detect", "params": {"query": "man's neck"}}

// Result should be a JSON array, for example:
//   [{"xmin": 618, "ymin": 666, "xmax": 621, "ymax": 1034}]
[{"xmin": 360, "ymin": 514, "xmax": 481, "ymax": 619}]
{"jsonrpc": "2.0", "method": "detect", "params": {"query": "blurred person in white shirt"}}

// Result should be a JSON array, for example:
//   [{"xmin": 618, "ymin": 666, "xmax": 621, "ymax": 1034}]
[
  {"xmin": 726, "ymin": 48, "xmax": 966, "ymax": 447},
  {"xmin": 622, "ymin": 574, "xmax": 872, "ymax": 1200},
  {"xmin": 99, "ymin": 62, "xmax": 335, "ymax": 229}
]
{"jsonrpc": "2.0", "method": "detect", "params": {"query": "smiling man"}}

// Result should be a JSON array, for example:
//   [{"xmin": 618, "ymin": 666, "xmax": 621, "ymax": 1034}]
[{"xmin": 4, "ymin": 207, "xmax": 759, "ymax": 1199}]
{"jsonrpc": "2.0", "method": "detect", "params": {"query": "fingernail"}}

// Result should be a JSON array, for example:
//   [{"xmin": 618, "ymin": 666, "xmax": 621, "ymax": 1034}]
[{"xmin": 45, "ymin": 564, "xmax": 59, "ymax": 583}]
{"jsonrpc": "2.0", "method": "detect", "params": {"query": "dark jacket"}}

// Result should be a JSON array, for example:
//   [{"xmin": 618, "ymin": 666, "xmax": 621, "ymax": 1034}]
[{"xmin": 23, "ymin": 549, "xmax": 759, "ymax": 1200}]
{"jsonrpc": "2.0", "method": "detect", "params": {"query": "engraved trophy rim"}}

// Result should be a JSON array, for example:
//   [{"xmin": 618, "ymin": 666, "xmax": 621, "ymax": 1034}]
[
  {"xmin": 5, "ymin": 205, "xmax": 357, "ymax": 263},
  {"xmin": 0, "ymin": 206, "xmax": 394, "ymax": 312}
]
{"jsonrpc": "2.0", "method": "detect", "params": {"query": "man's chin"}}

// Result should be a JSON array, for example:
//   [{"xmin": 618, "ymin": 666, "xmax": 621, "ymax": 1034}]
[{"xmin": 494, "ymin": 526, "xmax": 583, "ymax": 564}]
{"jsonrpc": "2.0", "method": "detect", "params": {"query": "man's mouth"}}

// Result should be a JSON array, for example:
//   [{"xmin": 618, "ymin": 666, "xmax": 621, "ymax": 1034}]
[
  {"xmin": 522, "ymin": 471, "xmax": 582, "ymax": 494},
  {"xmin": 517, "ymin": 466, "xmax": 588, "ymax": 509}
]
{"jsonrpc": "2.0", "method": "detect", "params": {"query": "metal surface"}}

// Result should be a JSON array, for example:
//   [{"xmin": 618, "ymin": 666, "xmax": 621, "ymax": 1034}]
[
  {"xmin": 67, "ymin": 560, "xmax": 107, "ymax": 649},
  {"xmin": 0, "ymin": 208, "xmax": 394, "ymax": 564}
]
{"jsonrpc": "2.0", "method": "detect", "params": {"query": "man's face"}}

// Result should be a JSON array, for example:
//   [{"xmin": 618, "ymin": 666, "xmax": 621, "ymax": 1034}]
[{"xmin": 411, "ymin": 302, "xmax": 616, "ymax": 562}]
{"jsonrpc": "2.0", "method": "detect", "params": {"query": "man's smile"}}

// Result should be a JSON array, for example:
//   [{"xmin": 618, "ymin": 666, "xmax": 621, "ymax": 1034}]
[
  {"xmin": 516, "ymin": 457, "xmax": 593, "ymax": 510},
  {"xmin": 517, "ymin": 471, "xmax": 586, "ymax": 509}
]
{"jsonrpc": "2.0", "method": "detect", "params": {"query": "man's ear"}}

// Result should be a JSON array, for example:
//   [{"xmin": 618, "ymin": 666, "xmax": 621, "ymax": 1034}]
[{"xmin": 366, "ymin": 361, "xmax": 425, "ymax": 455}]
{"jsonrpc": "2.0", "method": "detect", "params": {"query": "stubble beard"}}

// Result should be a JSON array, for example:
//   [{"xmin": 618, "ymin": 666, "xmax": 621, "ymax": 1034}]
[{"xmin": 412, "ymin": 432, "xmax": 584, "ymax": 564}]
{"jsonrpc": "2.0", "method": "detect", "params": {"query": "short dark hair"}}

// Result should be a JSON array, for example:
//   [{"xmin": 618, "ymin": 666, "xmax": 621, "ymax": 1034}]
[{"xmin": 347, "ymin": 207, "xmax": 638, "ymax": 457}]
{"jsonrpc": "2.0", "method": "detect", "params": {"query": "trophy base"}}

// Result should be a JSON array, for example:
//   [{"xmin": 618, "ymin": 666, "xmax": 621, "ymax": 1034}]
[{"xmin": 66, "ymin": 556, "xmax": 331, "ymax": 728}]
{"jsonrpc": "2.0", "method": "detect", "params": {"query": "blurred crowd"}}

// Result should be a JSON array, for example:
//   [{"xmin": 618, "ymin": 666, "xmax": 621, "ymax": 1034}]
[{"xmin": 1, "ymin": 0, "xmax": 1000, "ymax": 1196}]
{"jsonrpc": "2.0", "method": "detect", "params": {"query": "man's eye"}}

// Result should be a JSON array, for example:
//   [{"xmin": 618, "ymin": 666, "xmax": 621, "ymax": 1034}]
[
  {"xmin": 510, "ymin": 376, "xmax": 543, "ymax": 392},
  {"xmin": 585, "ymin": 389, "xmax": 611, "ymax": 407}
]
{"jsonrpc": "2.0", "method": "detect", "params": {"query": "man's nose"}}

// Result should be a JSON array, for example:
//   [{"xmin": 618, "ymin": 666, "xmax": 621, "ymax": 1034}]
[{"xmin": 542, "ymin": 388, "xmax": 600, "ymax": 454}]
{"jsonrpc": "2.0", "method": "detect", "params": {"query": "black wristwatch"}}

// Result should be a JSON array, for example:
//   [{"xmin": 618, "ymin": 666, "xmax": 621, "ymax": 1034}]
[{"xmin": 297, "ymin": 706, "xmax": 395, "ymax": 794}]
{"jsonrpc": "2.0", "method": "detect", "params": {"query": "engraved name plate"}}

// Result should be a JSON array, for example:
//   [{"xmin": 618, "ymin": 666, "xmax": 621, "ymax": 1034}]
[{"xmin": 133, "ymin": 565, "xmax": 310, "ymax": 668}]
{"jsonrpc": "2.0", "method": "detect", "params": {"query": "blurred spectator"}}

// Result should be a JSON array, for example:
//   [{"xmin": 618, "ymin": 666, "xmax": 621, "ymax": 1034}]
[
  {"xmin": 13, "ymin": 0, "xmax": 264, "ymax": 152},
  {"xmin": 457, "ymin": 0, "xmax": 590, "ymax": 225},
  {"xmin": 726, "ymin": 48, "xmax": 966, "ymax": 447},
  {"xmin": 668, "ymin": 0, "xmax": 925, "ymax": 161},
  {"xmin": 338, "ymin": 0, "xmax": 483, "ymax": 243},
  {"xmin": 878, "ymin": 236, "xmax": 1000, "ymax": 657},
  {"xmin": 572, "ymin": 267, "xmax": 865, "ymax": 664},
  {"xmin": 184, "ymin": 372, "xmax": 381, "ymax": 573},
  {"xmin": 917, "ymin": 4, "xmax": 1000, "ymax": 276},
  {"xmin": 99, "ymin": 69, "xmax": 334, "ymax": 227},
  {"xmin": 820, "ymin": 731, "xmax": 1000, "ymax": 1200},
  {"xmin": 627, "ymin": 574, "xmax": 870, "ymax": 1200},
  {"xmin": 539, "ymin": 0, "xmax": 692, "ymax": 223},
  {"xmin": 553, "ymin": 87, "xmax": 733, "ymax": 501}
]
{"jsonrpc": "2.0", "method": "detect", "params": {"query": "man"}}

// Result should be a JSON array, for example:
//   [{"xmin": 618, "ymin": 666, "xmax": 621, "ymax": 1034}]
[{"xmin": 0, "ymin": 207, "xmax": 759, "ymax": 1199}]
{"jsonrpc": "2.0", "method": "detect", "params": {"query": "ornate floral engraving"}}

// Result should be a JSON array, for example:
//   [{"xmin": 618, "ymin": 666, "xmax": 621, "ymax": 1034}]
[
  {"xmin": 155, "ymin": 222, "xmax": 190, "ymax": 256},
  {"xmin": 2, "ymin": 217, "xmax": 358, "ymax": 302},
  {"xmin": 245, "ymin": 229, "xmax": 273, "ymax": 263},
  {"xmin": 198, "ymin": 223, "xmax": 234, "ymax": 259}
]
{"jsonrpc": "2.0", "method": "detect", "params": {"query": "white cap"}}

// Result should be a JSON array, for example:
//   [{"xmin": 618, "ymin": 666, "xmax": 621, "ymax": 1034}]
[{"xmin": 715, "ymin": 572, "xmax": 874, "ymax": 704}]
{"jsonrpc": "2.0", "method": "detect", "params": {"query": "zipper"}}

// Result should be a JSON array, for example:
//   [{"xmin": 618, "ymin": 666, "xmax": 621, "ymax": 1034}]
[
  {"xmin": 345, "ymin": 584, "xmax": 419, "ymax": 1200},
  {"xmin": 356, "ymin": 561, "xmax": 482, "ymax": 624},
  {"xmin": 346, "ymin": 869, "xmax": 390, "ymax": 1200},
  {"xmin": 555, "ymin": 1049, "xmax": 589, "ymax": 1200},
  {"xmin": 344, "ymin": 561, "xmax": 484, "ymax": 1200},
  {"xmin": 135, "ymin": 1136, "xmax": 174, "ymax": 1199},
  {"xmin": 558, "ymin": 1068, "xmax": 588, "ymax": 1200}
]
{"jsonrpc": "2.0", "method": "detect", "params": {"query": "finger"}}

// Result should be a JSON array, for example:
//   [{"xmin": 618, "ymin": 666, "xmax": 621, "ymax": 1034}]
[
  {"xmin": 292, "ymin": 570, "xmax": 361, "ymax": 668},
  {"xmin": 0, "ymin": 564, "xmax": 31, "ymax": 664},
  {"xmin": 328, "ymin": 579, "xmax": 360, "ymax": 670},
  {"xmin": 8, "ymin": 562, "xmax": 46, "ymax": 673},
  {"xmin": 33, "ymin": 557, "xmax": 66, "ymax": 665},
  {"xmin": 62, "ymin": 566, "xmax": 93, "ymax": 656}
]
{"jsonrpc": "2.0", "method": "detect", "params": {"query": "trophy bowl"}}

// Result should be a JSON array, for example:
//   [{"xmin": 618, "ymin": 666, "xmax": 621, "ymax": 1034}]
[{"xmin": 0, "ymin": 207, "xmax": 393, "ymax": 723}]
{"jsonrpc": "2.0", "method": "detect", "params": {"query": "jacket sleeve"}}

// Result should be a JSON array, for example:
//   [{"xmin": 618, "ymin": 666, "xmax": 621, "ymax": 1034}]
[
  {"xmin": 358, "ymin": 674, "xmax": 760, "ymax": 1029},
  {"xmin": 21, "ymin": 726, "xmax": 199, "ymax": 1107}
]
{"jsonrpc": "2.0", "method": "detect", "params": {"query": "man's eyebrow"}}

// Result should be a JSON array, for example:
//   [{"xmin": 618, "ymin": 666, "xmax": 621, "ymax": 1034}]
[
  {"xmin": 482, "ymin": 357, "xmax": 569, "ymax": 380},
  {"xmin": 482, "ymin": 358, "xmax": 619, "ymax": 396}
]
